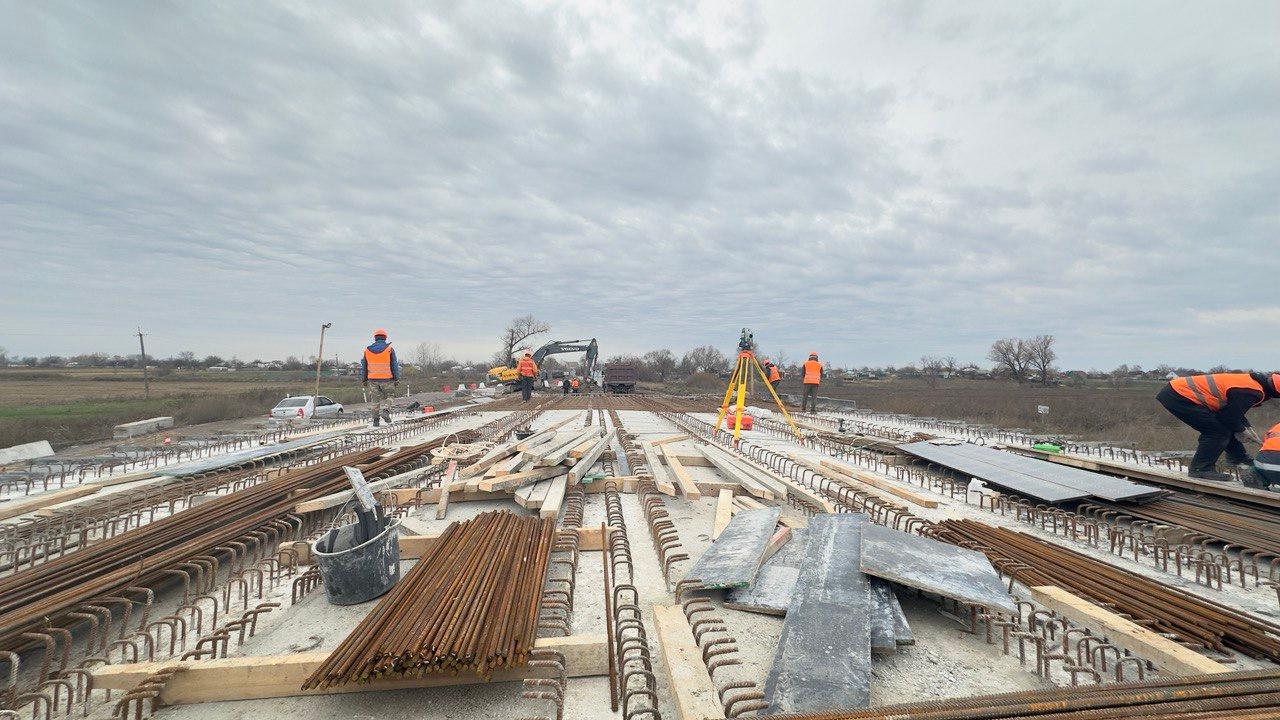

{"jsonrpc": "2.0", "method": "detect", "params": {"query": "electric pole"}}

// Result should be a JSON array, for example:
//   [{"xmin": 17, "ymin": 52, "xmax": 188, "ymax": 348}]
[
  {"xmin": 136, "ymin": 328, "xmax": 150, "ymax": 399},
  {"xmin": 315, "ymin": 323, "xmax": 332, "ymax": 400}
]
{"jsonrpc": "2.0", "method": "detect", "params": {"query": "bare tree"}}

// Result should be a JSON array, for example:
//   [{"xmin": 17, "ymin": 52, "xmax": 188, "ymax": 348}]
[
  {"xmin": 681, "ymin": 346, "xmax": 730, "ymax": 374},
  {"xmin": 414, "ymin": 342, "xmax": 445, "ymax": 374},
  {"xmin": 774, "ymin": 349, "xmax": 790, "ymax": 371},
  {"xmin": 1026, "ymin": 335, "xmax": 1057, "ymax": 386},
  {"xmin": 919, "ymin": 355, "xmax": 944, "ymax": 386},
  {"xmin": 987, "ymin": 338, "xmax": 1032, "ymax": 384},
  {"xmin": 643, "ymin": 349, "xmax": 678, "ymax": 382},
  {"xmin": 497, "ymin": 315, "xmax": 550, "ymax": 367}
]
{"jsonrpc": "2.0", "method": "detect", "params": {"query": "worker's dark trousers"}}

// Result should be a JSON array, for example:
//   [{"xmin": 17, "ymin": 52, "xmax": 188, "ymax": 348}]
[
  {"xmin": 770, "ymin": 380, "xmax": 782, "ymax": 397},
  {"xmin": 562, "ymin": 386, "xmax": 569, "ymax": 395},
  {"xmin": 1156, "ymin": 385, "xmax": 1249, "ymax": 471},
  {"xmin": 1255, "ymin": 450, "xmax": 1280, "ymax": 488},
  {"xmin": 802, "ymin": 384, "xmax": 819, "ymax": 412},
  {"xmin": 520, "ymin": 376, "xmax": 534, "ymax": 401}
]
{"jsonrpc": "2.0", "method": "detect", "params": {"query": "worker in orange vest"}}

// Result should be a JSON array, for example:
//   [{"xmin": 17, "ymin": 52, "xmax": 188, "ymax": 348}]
[
  {"xmin": 516, "ymin": 352, "xmax": 539, "ymax": 402},
  {"xmin": 1157, "ymin": 372, "xmax": 1280, "ymax": 481},
  {"xmin": 360, "ymin": 328, "xmax": 399, "ymax": 427},
  {"xmin": 801, "ymin": 352, "xmax": 823, "ymax": 412},
  {"xmin": 762, "ymin": 359, "xmax": 782, "ymax": 396},
  {"xmin": 571, "ymin": 377, "xmax": 581, "ymax": 394},
  {"xmin": 1247, "ymin": 423, "xmax": 1280, "ymax": 490}
]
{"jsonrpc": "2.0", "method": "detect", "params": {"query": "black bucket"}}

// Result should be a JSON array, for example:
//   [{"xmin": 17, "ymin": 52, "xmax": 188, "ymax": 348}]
[{"xmin": 312, "ymin": 518, "xmax": 401, "ymax": 605}]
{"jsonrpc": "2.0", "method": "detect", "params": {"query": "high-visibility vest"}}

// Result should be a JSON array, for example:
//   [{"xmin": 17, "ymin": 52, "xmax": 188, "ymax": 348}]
[
  {"xmin": 571, "ymin": 378, "xmax": 580, "ymax": 388},
  {"xmin": 1263, "ymin": 423, "xmax": 1280, "ymax": 453},
  {"xmin": 364, "ymin": 346, "xmax": 394, "ymax": 380},
  {"xmin": 803, "ymin": 359, "xmax": 822, "ymax": 385},
  {"xmin": 767, "ymin": 364, "xmax": 781, "ymax": 383},
  {"xmin": 1169, "ymin": 373, "xmax": 1264, "ymax": 412},
  {"xmin": 517, "ymin": 357, "xmax": 538, "ymax": 377}
]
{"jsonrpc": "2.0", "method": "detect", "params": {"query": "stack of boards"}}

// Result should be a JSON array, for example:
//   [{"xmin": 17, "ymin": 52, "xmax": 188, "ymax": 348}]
[
  {"xmin": 449, "ymin": 414, "xmax": 613, "ymax": 519},
  {"xmin": 685, "ymin": 509, "xmax": 1016, "ymax": 715}
]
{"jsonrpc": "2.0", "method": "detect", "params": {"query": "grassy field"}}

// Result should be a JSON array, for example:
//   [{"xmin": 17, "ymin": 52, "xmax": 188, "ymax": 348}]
[
  {"xmin": 776, "ymin": 378, "xmax": 1280, "ymax": 452},
  {"xmin": 0, "ymin": 368, "xmax": 373, "ymax": 448}
]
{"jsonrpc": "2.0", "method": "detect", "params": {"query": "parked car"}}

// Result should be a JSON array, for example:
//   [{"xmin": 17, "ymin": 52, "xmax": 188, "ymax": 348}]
[{"xmin": 270, "ymin": 395, "xmax": 344, "ymax": 420}]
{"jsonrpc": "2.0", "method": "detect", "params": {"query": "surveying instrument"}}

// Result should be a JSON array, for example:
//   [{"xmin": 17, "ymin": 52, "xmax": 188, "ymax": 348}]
[{"xmin": 714, "ymin": 328, "xmax": 804, "ymax": 443}]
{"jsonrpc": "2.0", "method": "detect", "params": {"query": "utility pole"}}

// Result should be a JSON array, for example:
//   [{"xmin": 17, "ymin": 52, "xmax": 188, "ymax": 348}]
[
  {"xmin": 136, "ymin": 328, "xmax": 150, "ymax": 399},
  {"xmin": 315, "ymin": 322, "xmax": 332, "ymax": 400}
]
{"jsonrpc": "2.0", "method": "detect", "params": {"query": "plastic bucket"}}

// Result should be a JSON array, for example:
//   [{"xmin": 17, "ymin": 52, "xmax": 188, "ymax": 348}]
[{"xmin": 312, "ymin": 518, "xmax": 402, "ymax": 605}]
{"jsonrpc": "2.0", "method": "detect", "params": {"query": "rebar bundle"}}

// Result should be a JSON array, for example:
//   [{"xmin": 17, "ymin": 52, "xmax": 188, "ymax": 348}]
[
  {"xmin": 930, "ymin": 519, "xmax": 1280, "ymax": 660},
  {"xmin": 768, "ymin": 668, "xmax": 1280, "ymax": 719},
  {"xmin": 303, "ymin": 510, "xmax": 555, "ymax": 689}
]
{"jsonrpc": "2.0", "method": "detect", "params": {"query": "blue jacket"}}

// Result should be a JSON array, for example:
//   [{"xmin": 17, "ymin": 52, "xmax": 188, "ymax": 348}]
[{"xmin": 360, "ymin": 340, "xmax": 399, "ymax": 382}]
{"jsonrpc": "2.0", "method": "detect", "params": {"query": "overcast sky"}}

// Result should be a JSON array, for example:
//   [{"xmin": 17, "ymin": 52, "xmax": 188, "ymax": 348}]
[{"xmin": 2, "ymin": 1, "xmax": 1277, "ymax": 370}]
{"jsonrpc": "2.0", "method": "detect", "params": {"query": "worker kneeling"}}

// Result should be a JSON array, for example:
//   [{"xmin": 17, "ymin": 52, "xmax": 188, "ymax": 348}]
[
  {"xmin": 1157, "ymin": 372, "xmax": 1280, "ymax": 482},
  {"xmin": 1246, "ymin": 423, "xmax": 1280, "ymax": 491}
]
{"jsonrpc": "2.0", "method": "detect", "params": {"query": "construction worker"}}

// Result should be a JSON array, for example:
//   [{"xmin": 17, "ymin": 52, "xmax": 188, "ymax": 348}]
[
  {"xmin": 561, "ymin": 376, "xmax": 571, "ymax": 395},
  {"xmin": 1157, "ymin": 371, "xmax": 1280, "ymax": 481},
  {"xmin": 516, "ymin": 352, "xmax": 538, "ymax": 402},
  {"xmin": 1245, "ymin": 423, "xmax": 1280, "ymax": 490},
  {"xmin": 802, "ymin": 352, "xmax": 822, "ymax": 412},
  {"xmin": 763, "ymin": 359, "xmax": 782, "ymax": 396},
  {"xmin": 361, "ymin": 329, "xmax": 399, "ymax": 427},
  {"xmin": 571, "ymin": 376, "xmax": 581, "ymax": 394}
]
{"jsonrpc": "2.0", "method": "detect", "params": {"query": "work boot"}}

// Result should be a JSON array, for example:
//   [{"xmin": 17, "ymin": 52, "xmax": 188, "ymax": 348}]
[
  {"xmin": 1241, "ymin": 467, "xmax": 1267, "ymax": 490},
  {"xmin": 372, "ymin": 416, "xmax": 381, "ymax": 428},
  {"xmin": 1188, "ymin": 469, "xmax": 1232, "ymax": 482},
  {"xmin": 381, "ymin": 409, "xmax": 392, "ymax": 424}
]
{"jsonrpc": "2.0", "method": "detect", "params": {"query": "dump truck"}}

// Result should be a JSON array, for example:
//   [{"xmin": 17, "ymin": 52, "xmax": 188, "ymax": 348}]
[{"xmin": 603, "ymin": 362, "xmax": 638, "ymax": 393}]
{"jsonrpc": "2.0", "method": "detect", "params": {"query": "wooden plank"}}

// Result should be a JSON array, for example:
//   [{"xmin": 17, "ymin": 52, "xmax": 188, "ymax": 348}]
[
  {"xmin": 652, "ymin": 605, "xmax": 726, "ymax": 720},
  {"xmin": 641, "ymin": 441, "xmax": 678, "ymax": 496},
  {"xmin": 568, "ymin": 436, "xmax": 610, "ymax": 483},
  {"xmin": 458, "ymin": 442, "xmax": 518, "ymax": 479},
  {"xmin": 1027, "ymin": 585, "xmax": 1231, "ymax": 676},
  {"xmin": 514, "ymin": 414, "xmax": 582, "ymax": 451},
  {"xmin": 536, "ymin": 429, "xmax": 601, "ymax": 467},
  {"xmin": 725, "ymin": 528, "xmax": 806, "ymax": 616},
  {"xmin": 764, "ymin": 513, "xmax": 871, "ymax": 714},
  {"xmin": 711, "ymin": 489, "xmax": 734, "ymax": 540},
  {"xmin": 685, "ymin": 507, "xmax": 780, "ymax": 589},
  {"xmin": 662, "ymin": 447, "xmax": 702, "ymax": 501},
  {"xmin": 859, "ymin": 523, "xmax": 1016, "ymax": 614},
  {"xmin": 435, "ymin": 460, "xmax": 458, "ymax": 520},
  {"xmin": 698, "ymin": 445, "xmax": 776, "ymax": 499},
  {"xmin": 515, "ymin": 479, "xmax": 552, "ymax": 509},
  {"xmin": 817, "ymin": 458, "xmax": 941, "ymax": 508},
  {"xmin": 568, "ymin": 438, "xmax": 596, "ymax": 459},
  {"xmin": 760, "ymin": 526, "xmax": 792, "ymax": 564},
  {"xmin": 477, "ymin": 465, "xmax": 565, "ymax": 492},
  {"xmin": 732, "ymin": 496, "xmax": 806, "ymax": 528},
  {"xmin": 92, "ymin": 634, "xmax": 607, "ymax": 704},
  {"xmin": 539, "ymin": 476, "xmax": 568, "ymax": 519},
  {"xmin": 650, "ymin": 434, "xmax": 689, "ymax": 447},
  {"xmin": 1, "ymin": 485, "xmax": 101, "ymax": 521},
  {"xmin": 293, "ymin": 467, "xmax": 432, "ymax": 514},
  {"xmin": 485, "ymin": 453, "xmax": 525, "ymax": 478}
]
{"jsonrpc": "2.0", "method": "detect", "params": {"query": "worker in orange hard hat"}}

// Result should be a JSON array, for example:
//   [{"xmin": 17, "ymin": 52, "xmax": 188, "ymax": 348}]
[
  {"xmin": 1157, "ymin": 371, "xmax": 1280, "ymax": 482},
  {"xmin": 1245, "ymin": 422, "xmax": 1280, "ymax": 491},
  {"xmin": 361, "ymin": 329, "xmax": 399, "ymax": 426},
  {"xmin": 571, "ymin": 376, "xmax": 581, "ymax": 394},
  {"xmin": 801, "ymin": 352, "xmax": 823, "ymax": 412},
  {"xmin": 762, "ymin": 359, "xmax": 782, "ymax": 396},
  {"xmin": 516, "ymin": 351, "xmax": 539, "ymax": 402}
]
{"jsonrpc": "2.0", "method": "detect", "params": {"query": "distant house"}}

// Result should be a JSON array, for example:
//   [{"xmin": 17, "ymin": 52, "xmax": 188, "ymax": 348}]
[{"xmin": 208, "ymin": 366, "xmax": 232, "ymax": 372}]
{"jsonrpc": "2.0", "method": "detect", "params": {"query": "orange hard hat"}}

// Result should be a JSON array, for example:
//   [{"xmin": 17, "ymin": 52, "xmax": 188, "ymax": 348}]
[
  {"xmin": 808, "ymin": 351, "xmax": 818, "ymax": 358},
  {"xmin": 373, "ymin": 328, "xmax": 388, "ymax": 338}
]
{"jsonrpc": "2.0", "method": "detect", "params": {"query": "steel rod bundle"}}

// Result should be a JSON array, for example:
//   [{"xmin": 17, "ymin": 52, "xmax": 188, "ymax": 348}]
[
  {"xmin": 768, "ymin": 668, "xmax": 1280, "ymax": 719},
  {"xmin": 1090, "ymin": 494, "xmax": 1280, "ymax": 557},
  {"xmin": 930, "ymin": 519, "xmax": 1280, "ymax": 660},
  {"xmin": 303, "ymin": 510, "xmax": 555, "ymax": 688}
]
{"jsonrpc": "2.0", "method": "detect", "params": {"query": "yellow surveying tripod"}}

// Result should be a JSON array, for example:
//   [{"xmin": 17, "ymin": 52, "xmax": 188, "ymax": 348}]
[{"xmin": 715, "ymin": 329, "xmax": 804, "ymax": 443}]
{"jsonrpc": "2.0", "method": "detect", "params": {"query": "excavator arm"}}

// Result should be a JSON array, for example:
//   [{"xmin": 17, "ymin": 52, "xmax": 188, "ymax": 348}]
[{"xmin": 487, "ymin": 338, "xmax": 599, "ymax": 385}]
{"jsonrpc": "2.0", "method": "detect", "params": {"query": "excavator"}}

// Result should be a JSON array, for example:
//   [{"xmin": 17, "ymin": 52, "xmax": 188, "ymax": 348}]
[{"xmin": 486, "ymin": 338, "xmax": 599, "ymax": 386}]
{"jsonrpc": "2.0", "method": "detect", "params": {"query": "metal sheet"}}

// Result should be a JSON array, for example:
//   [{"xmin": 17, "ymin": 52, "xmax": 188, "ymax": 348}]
[
  {"xmin": 685, "ymin": 507, "xmax": 780, "ymax": 589},
  {"xmin": 899, "ymin": 441, "xmax": 1085, "ymax": 502},
  {"xmin": 764, "ymin": 514, "xmax": 871, "ymax": 714},
  {"xmin": 859, "ymin": 523, "xmax": 1017, "ymax": 614},
  {"xmin": 725, "ymin": 528, "xmax": 807, "ymax": 615},
  {"xmin": 941, "ymin": 442, "xmax": 1162, "ymax": 502}
]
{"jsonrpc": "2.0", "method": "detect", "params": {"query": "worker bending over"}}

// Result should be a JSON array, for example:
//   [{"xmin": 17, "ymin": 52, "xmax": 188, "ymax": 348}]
[
  {"xmin": 361, "ymin": 328, "xmax": 399, "ymax": 427},
  {"xmin": 763, "ymin": 359, "xmax": 782, "ymax": 396},
  {"xmin": 516, "ymin": 352, "xmax": 538, "ymax": 402},
  {"xmin": 571, "ymin": 377, "xmax": 581, "ymax": 394},
  {"xmin": 802, "ymin": 352, "xmax": 823, "ymax": 412},
  {"xmin": 1247, "ymin": 423, "xmax": 1280, "ymax": 491},
  {"xmin": 1157, "ymin": 371, "xmax": 1280, "ymax": 481}
]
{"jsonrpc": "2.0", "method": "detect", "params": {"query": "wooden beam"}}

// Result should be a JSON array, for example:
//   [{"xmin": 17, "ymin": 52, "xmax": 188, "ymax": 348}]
[
  {"xmin": 92, "ymin": 634, "xmax": 607, "ymax": 704},
  {"xmin": 514, "ymin": 414, "xmax": 582, "ymax": 451},
  {"xmin": 817, "ymin": 458, "xmax": 940, "ymax": 508},
  {"xmin": 292, "ymin": 467, "xmax": 431, "ymax": 514},
  {"xmin": 485, "ymin": 453, "xmax": 524, "ymax": 478},
  {"xmin": 458, "ymin": 442, "xmax": 518, "ymax": 479},
  {"xmin": 539, "ymin": 476, "xmax": 568, "ymax": 519},
  {"xmin": 8, "ymin": 485, "xmax": 102, "ymax": 520},
  {"xmin": 1026, "ymin": 585, "xmax": 1231, "ymax": 677},
  {"xmin": 515, "ymin": 479, "xmax": 552, "ymax": 509},
  {"xmin": 652, "ymin": 605, "xmax": 726, "ymax": 720},
  {"xmin": 760, "ymin": 526, "xmax": 792, "ymax": 564},
  {"xmin": 568, "ymin": 436, "xmax": 611, "ymax": 483},
  {"xmin": 537, "ymin": 429, "xmax": 602, "ymax": 467},
  {"xmin": 640, "ymin": 441, "xmax": 678, "ymax": 496},
  {"xmin": 662, "ymin": 446, "xmax": 701, "ymax": 501},
  {"xmin": 650, "ymin": 434, "xmax": 689, "ymax": 447},
  {"xmin": 733, "ymin": 497, "xmax": 807, "ymax": 529},
  {"xmin": 712, "ymin": 489, "xmax": 734, "ymax": 540},
  {"xmin": 698, "ymin": 445, "xmax": 781, "ymax": 499},
  {"xmin": 477, "ymin": 466, "xmax": 565, "ymax": 493},
  {"xmin": 435, "ymin": 460, "xmax": 458, "ymax": 520}
]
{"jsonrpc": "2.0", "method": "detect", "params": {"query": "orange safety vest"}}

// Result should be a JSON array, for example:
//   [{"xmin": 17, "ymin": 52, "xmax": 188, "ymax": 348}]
[
  {"xmin": 516, "ymin": 357, "xmax": 538, "ymax": 377},
  {"xmin": 1263, "ymin": 423, "xmax": 1280, "ymax": 453},
  {"xmin": 363, "ymin": 346, "xmax": 394, "ymax": 381},
  {"xmin": 803, "ymin": 359, "xmax": 822, "ymax": 385},
  {"xmin": 1169, "ymin": 373, "xmax": 1264, "ymax": 412},
  {"xmin": 571, "ymin": 378, "xmax": 580, "ymax": 388},
  {"xmin": 767, "ymin": 364, "xmax": 781, "ymax": 383}
]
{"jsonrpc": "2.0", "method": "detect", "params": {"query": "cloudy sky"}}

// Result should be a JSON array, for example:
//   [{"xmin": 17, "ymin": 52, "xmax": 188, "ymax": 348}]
[{"xmin": 2, "ymin": 1, "xmax": 1277, "ymax": 370}]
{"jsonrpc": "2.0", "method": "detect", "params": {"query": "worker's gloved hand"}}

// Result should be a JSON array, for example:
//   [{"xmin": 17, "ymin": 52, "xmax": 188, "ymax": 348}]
[{"xmin": 1241, "ymin": 427, "xmax": 1263, "ymax": 444}]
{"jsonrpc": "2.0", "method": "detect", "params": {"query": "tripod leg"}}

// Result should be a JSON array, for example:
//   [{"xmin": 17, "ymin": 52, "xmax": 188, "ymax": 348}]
[
  {"xmin": 733, "ymin": 357, "xmax": 749, "ymax": 443},
  {"xmin": 750, "ymin": 356, "xmax": 804, "ymax": 440},
  {"xmin": 715, "ymin": 358, "xmax": 744, "ymax": 430}
]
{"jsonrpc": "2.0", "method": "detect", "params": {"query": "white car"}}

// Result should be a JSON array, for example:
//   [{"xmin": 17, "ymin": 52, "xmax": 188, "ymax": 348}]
[{"xmin": 270, "ymin": 395, "xmax": 344, "ymax": 420}]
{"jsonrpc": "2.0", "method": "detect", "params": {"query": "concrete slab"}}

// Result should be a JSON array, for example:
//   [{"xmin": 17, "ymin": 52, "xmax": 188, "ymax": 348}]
[{"xmin": 0, "ymin": 440, "xmax": 54, "ymax": 465}]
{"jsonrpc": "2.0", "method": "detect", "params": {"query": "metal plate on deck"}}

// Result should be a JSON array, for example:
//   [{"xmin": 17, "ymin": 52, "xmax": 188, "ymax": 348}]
[{"xmin": 860, "ymin": 523, "xmax": 1017, "ymax": 614}]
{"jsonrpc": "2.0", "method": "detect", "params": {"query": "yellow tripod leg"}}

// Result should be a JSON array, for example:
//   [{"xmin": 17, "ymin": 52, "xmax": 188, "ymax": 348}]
[
  {"xmin": 733, "ymin": 356, "xmax": 749, "ymax": 443},
  {"xmin": 750, "ymin": 356, "xmax": 804, "ymax": 440},
  {"xmin": 714, "ymin": 359, "xmax": 742, "ymax": 431}
]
